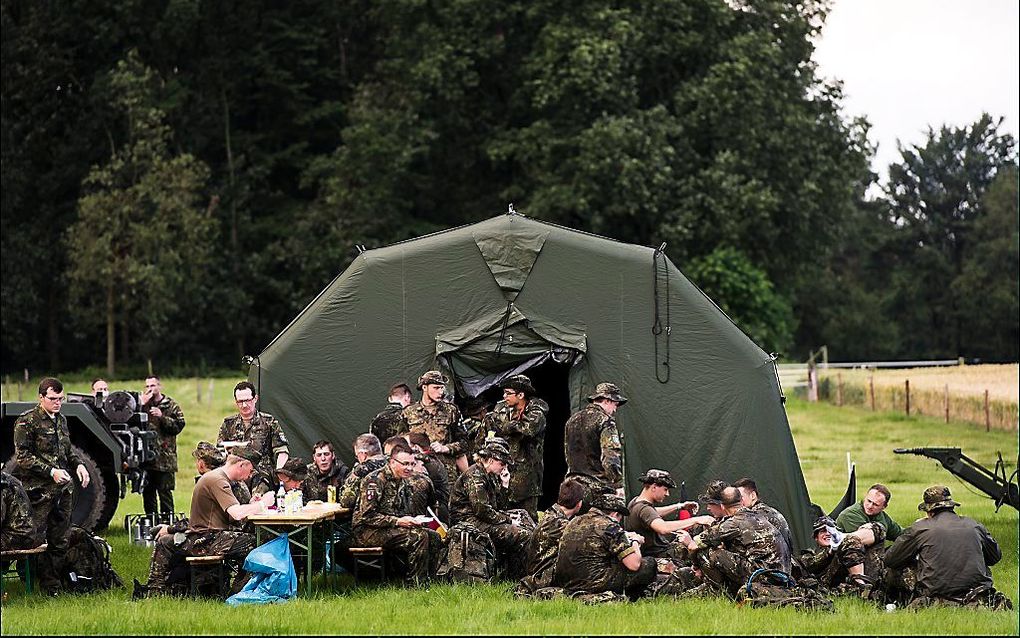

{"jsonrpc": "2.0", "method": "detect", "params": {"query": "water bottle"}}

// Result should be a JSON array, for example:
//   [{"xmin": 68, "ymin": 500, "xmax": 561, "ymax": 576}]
[{"xmin": 276, "ymin": 484, "xmax": 285, "ymax": 510}]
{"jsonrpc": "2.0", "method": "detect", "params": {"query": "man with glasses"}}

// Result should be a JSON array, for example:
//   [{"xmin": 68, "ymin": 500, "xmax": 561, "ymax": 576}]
[
  {"xmin": 139, "ymin": 375, "xmax": 186, "ymax": 521},
  {"xmin": 11, "ymin": 377, "xmax": 90, "ymax": 594},
  {"xmin": 217, "ymin": 381, "xmax": 290, "ymax": 497}
]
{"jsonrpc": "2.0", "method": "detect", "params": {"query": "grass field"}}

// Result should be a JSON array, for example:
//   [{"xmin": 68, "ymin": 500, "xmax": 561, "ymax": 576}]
[{"xmin": 2, "ymin": 378, "xmax": 1017, "ymax": 635}]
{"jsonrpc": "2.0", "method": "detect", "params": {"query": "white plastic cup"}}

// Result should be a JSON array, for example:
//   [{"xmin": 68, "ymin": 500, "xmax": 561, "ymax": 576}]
[{"xmin": 885, "ymin": 603, "xmax": 896, "ymax": 612}]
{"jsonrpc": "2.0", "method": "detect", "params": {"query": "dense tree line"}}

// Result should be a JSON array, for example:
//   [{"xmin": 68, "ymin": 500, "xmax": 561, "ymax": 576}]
[{"xmin": 2, "ymin": 0, "xmax": 1017, "ymax": 376}]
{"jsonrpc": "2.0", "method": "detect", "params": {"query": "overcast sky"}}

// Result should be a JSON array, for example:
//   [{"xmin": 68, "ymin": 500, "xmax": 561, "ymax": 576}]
[{"xmin": 812, "ymin": 0, "xmax": 1020, "ymax": 184}]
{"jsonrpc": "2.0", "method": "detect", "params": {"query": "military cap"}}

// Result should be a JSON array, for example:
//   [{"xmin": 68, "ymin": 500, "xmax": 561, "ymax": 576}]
[
  {"xmin": 501, "ymin": 374, "xmax": 536, "ymax": 397},
  {"xmin": 638, "ymin": 469, "xmax": 677, "ymax": 489},
  {"xmin": 477, "ymin": 437, "xmax": 511, "ymax": 464},
  {"xmin": 587, "ymin": 382, "xmax": 628, "ymax": 405},
  {"xmin": 591, "ymin": 493, "xmax": 629, "ymax": 516},
  {"xmin": 812, "ymin": 515, "xmax": 836, "ymax": 536},
  {"xmin": 229, "ymin": 444, "xmax": 262, "ymax": 466},
  {"xmin": 918, "ymin": 485, "xmax": 960, "ymax": 512},
  {"xmin": 192, "ymin": 441, "xmax": 225, "ymax": 468},
  {"xmin": 278, "ymin": 457, "xmax": 308, "ymax": 481},
  {"xmin": 417, "ymin": 370, "xmax": 448, "ymax": 388}
]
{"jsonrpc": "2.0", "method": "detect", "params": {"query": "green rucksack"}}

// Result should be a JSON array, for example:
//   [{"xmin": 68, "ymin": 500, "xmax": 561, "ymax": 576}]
[{"xmin": 62, "ymin": 526, "xmax": 123, "ymax": 592}]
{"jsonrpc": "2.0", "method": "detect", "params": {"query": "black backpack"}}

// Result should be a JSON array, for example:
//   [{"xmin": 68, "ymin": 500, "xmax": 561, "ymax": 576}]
[{"xmin": 62, "ymin": 526, "xmax": 123, "ymax": 592}]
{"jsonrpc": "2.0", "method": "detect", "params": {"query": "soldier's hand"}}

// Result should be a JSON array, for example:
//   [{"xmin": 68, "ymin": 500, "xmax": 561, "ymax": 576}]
[
  {"xmin": 679, "ymin": 501, "xmax": 699, "ymax": 513},
  {"xmin": 675, "ymin": 530, "xmax": 692, "ymax": 545},
  {"xmin": 259, "ymin": 492, "xmax": 276, "ymax": 508},
  {"xmin": 430, "ymin": 441, "xmax": 450, "ymax": 454},
  {"xmin": 76, "ymin": 464, "xmax": 90, "ymax": 487},
  {"xmin": 615, "ymin": 487, "xmax": 625, "ymax": 498},
  {"xmin": 692, "ymin": 515, "xmax": 715, "ymax": 526},
  {"xmin": 149, "ymin": 407, "xmax": 163, "ymax": 419},
  {"xmin": 396, "ymin": 516, "xmax": 416, "ymax": 528},
  {"xmin": 154, "ymin": 524, "xmax": 170, "ymax": 540},
  {"xmin": 51, "ymin": 468, "xmax": 72, "ymax": 484},
  {"xmin": 626, "ymin": 531, "xmax": 645, "ymax": 544}
]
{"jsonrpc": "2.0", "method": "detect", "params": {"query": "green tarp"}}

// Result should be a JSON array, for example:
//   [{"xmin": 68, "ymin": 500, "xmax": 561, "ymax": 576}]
[{"xmin": 252, "ymin": 214, "xmax": 815, "ymax": 549}]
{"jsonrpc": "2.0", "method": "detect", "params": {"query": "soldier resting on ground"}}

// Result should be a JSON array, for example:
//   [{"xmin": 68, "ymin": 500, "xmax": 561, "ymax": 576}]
[
  {"xmin": 625, "ymin": 469, "xmax": 713, "ymax": 559},
  {"xmin": 517, "ymin": 478, "xmax": 585, "ymax": 594},
  {"xmin": 733, "ymin": 477, "xmax": 794, "ymax": 561},
  {"xmin": 799, "ymin": 515, "xmax": 886, "ymax": 595}
]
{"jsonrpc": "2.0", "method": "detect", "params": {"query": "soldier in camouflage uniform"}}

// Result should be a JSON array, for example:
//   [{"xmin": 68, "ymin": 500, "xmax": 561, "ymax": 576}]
[
  {"xmin": 406, "ymin": 431, "xmax": 449, "ymax": 522},
  {"xmin": 12, "ymin": 378, "xmax": 91, "ymax": 593},
  {"xmin": 303, "ymin": 440, "xmax": 348, "ymax": 503},
  {"xmin": 217, "ymin": 381, "xmax": 290, "ymax": 497},
  {"xmin": 480, "ymin": 375, "xmax": 549, "ymax": 519},
  {"xmin": 554, "ymin": 493, "xmax": 656, "ymax": 598},
  {"xmin": 277, "ymin": 457, "xmax": 311, "ymax": 497},
  {"xmin": 449, "ymin": 438, "xmax": 533, "ymax": 580},
  {"xmin": 353, "ymin": 442, "xmax": 442, "ymax": 584},
  {"xmin": 678, "ymin": 484, "xmax": 790, "ymax": 598},
  {"xmin": 370, "ymin": 383, "xmax": 413, "ymax": 443},
  {"xmin": 1, "ymin": 470, "xmax": 40, "ymax": 551},
  {"xmin": 518, "ymin": 478, "xmax": 585, "ymax": 593},
  {"xmin": 459, "ymin": 396, "xmax": 490, "ymax": 458},
  {"xmin": 400, "ymin": 371, "xmax": 468, "ymax": 489},
  {"xmin": 140, "ymin": 376, "xmax": 186, "ymax": 520},
  {"xmin": 733, "ymin": 477, "xmax": 794, "ymax": 561},
  {"xmin": 800, "ymin": 516, "xmax": 886, "ymax": 595},
  {"xmin": 338, "ymin": 434, "xmax": 388, "ymax": 509},
  {"xmin": 564, "ymin": 382, "xmax": 627, "ymax": 505}
]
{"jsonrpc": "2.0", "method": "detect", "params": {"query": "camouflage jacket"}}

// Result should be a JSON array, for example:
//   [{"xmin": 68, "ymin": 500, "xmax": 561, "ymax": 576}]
[
  {"xmin": 142, "ymin": 394, "xmax": 186, "ymax": 473},
  {"xmin": 12, "ymin": 405, "xmax": 83, "ymax": 483},
  {"xmin": 0, "ymin": 471, "xmax": 40, "ymax": 550},
  {"xmin": 525, "ymin": 503, "xmax": 570, "ymax": 588},
  {"xmin": 564, "ymin": 403, "xmax": 622, "ymax": 489},
  {"xmin": 303, "ymin": 460, "xmax": 349, "ymax": 502},
  {"xmin": 420, "ymin": 453, "xmax": 449, "ymax": 523},
  {"xmin": 217, "ymin": 411, "xmax": 290, "ymax": 492},
  {"xmin": 353, "ymin": 464, "xmax": 412, "ymax": 530},
  {"xmin": 401, "ymin": 401, "xmax": 467, "ymax": 460},
  {"xmin": 462, "ymin": 415, "xmax": 486, "ymax": 456},
  {"xmin": 338, "ymin": 454, "xmax": 388, "ymax": 509},
  {"xmin": 554, "ymin": 508, "xmax": 635, "ymax": 593},
  {"xmin": 482, "ymin": 398, "xmax": 549, "ymax": 500},
  {"xmin": 406, "ymin": 472, "xmax": 436, "ymax": 517},
  {"xmin": 370, "ymin": 403, "xmax": 405, "ymax": 443},
  {"xmin": 748, "ymin": 500, "xmax": 793, "ymax": 557},
  {"xmin": 449, "ymin": 462, "xmax": 511, "ymax": 527},
  {"xmin": 693, "ymin": 507, "xmax": 791, "ymax": 573}
]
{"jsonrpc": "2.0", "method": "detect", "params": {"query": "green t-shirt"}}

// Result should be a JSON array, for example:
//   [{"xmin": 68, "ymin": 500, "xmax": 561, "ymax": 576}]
[{"xmin": 835, "ymin": 501, "xmax": 903, "ymax": 541}]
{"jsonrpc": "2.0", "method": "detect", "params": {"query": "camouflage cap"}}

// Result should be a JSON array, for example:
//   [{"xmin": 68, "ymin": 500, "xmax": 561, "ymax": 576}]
[
  {"xmin": 591, "ymin": 493, "xmax": 629, "ymax": 516},
  {"xmin": 700, "ymin": 480, "xmax": 734, "ymax": 505},
  {"xmin": 812, "ymin": 515, "xmax": 836, "ymax": 535},
  {"xmin": 477, "ymin": 437, "xmax": 511, "ymax": 464},
  {"xmin": 501, "ymin": 374, "xmax": 536, "ymax": 397},
  {"xmin": 277, "ymin": 457, "xmax": 308, "ymax": 481},
  {"xmin": 229, "ymin": 444, "xmax": 262, "ymax": 466},
  {"xmin": 417, "ymin": 370, "xmax": 448, "ymax": 388},
  {"xmin": 192, "ymin": 441, "xmax": 225, "ymax": 468},
  {"xmin": 587, "ymin": 382, "xmax": 628, "ymax": 405},
  {"xmin": 918, "ymin": 485, "xmax": 960, "ymax": 512},
  {"xmin": 638, "ymin": 469, "xmax": 677, "ymax": 489}
]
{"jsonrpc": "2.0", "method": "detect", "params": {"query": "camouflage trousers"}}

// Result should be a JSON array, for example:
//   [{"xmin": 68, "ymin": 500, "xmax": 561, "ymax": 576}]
[
  {"xmin": 641, "ymin": 565, "xmax": 703, "ymax": 598},
  {"xmin": 476, "ymin": 511, "xmax": 534, "ymax": 581},
  {"xmin": 508, "ymin": 496, "xmax": 539, "ymax": 522},
  {"xmin": 146, "ymin": 529, "xmax": 255, "ymax": 595},
  {"xmin": 355, "ymin": 525, "xmax": 442, "ymax": 584},
  {"xmin": 566, "ymin": 474, "xmax": 614, "ymax": 514},
  {"xmin": 815, "ymin": 538, "xmax": 886, "ymax": 593},
  {"xmin": 24, "ymin": 480, "xmax": 74, "ymax": 592},
  {"xmin": 142, "ymin": 470, "xmax": 175, "ymax": 517},
  {"xmin": 570, "ymin": 556, "xmax": 657, "ymax": 599},
  {"xmin": 905, "ymin": 585, "xmax": 1013, "ymax": 611},
  {"xmin": 693, "ymin": 547, "xmax": 764, "ymax": 598}
]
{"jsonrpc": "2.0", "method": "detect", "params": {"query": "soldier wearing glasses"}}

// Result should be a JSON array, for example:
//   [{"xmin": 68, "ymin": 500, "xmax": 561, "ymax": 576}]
[
  {"xmin": 217, "ymin": 381, "xmax": 290, "ymax": 497},
  {"xmin": 11, "ymin": 377, "xmax": 91, "ymax": 593}
]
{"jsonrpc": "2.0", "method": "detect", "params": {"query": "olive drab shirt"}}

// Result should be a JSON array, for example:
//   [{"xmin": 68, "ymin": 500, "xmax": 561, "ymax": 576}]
[
  {"xmin": 0, "ymin": 471, "xmax": 39, "ymax": 550},
  {"xmin": 303, "ymin": 460, "xmax": 349, "ymax": 503},
  {"xmin": 692, "ymin": 507, "xmax": 791, "ymax": 573},
  {"xmin": 370, "ymin": 403, "xmax": 405, "ymax": 443},
  {"xmin": 563, "ymin": 403, "xmax": 623, "ymax": 490},
  {"xmin": 338, "ymin": 455, "xmax": 388, "ymax": 509},
  {"xmin": 555, "ymin": 508, "xmax": 636, "ymax": 593},
  {"xmin": 217, "ymin": 411, "xmax": 290, "ymax": 493},
  {"xmin": 142, "ymin": 394, "xmax": 186, "ymax": 473},
  {"xmin": 449, "ymin": 462, "xmax": 511, "ymax": 527},
  {"xmin": 353, "ymin": 464, "xmax": 412, "ymax": 530},
  {"xmin": 12, "ymin": 405, "xmax": 83, "ymax": 486},
  {"xmin": 482, "ymin": 398, "xmax": 549, "ymax": 501}
]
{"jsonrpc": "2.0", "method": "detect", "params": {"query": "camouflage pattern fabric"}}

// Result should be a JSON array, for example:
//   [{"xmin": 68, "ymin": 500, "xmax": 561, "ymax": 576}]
[
  {"xmin": 905, "ymin": 584, "xmax": 1013, "ymax": 611},
  {"xmin": 401, "ymin": 401, "xmax": 466, "ymax": 487},
  {"xmin": 481, "ymin": 398, "xmax": 549, "ymax": 512},
  {"xmin": 690, "ymin": 508, "xmax": 791, "ymax": 597},
  {"xmin": 142, "ymin": 394, "xmax": 186, "ymax": 473},
  {"xmin": 370, "ymin": 403, "xmax": 406, "ymax": 443},
  {"xmin": 563, "ymin": 403, "xmax": 623, "ymax": 492},
  {"xmin": 519, "ymin": 503, "xmax": 570, "ymax": 592},
  {"xmin": 748, "ymin": 500, "xmax": 794, "ymax": 560},
  {"xmin": 217, "ymin": 411, "xmax": 290, "ymax": 496},
  {"xmin": 800, "ymin": 522, "xmax": 887, "ymax": 594},
  {"xmin": 145, "ymin": 529, "xmax": 255, "ymax": 596},
  {"xmin": 420, "ymin": 454, "xmax": 449, "ymax": 523},
  {"xmin": 406, "ymin": 472, "xmax": 437, "ymax": 517},
  {"xmin": 338, "ymin": 454, "xmax": 388, "ymax": 509},
  {"xmin": 0, "ymin": 470, "xmax": 40, "ymax": 550},
  {"xmin": 555, "ymin": 507, "xmax": 653, "ymax": 595},
  {"xmin": 461, "ymin": 415, "xmax": 486, "ymax": 456},
  {"xmin": 737, "ymin": 571, "xmax": 836, "ymax": 611},
  {"xmin": 303, "ymin": 460, "xmax": 349, "ymax": 502}
]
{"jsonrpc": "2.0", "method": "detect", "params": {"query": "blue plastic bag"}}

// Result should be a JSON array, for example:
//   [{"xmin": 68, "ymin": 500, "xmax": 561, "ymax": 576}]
[{"xmin": 225, "ymin": 533, "xmax": 298, "ymax": 605}]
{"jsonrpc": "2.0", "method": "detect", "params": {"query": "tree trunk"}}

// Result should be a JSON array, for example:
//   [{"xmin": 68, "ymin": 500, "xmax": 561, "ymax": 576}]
[{"xmin": 106, "ymin": 283, "xmax": 116, "ymax": 376}]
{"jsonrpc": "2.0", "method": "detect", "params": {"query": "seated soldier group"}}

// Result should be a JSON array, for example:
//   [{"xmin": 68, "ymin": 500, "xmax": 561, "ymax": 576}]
[{"xmin": 4, "ymin": 376, "xmax": 1010, "ymax": 612}]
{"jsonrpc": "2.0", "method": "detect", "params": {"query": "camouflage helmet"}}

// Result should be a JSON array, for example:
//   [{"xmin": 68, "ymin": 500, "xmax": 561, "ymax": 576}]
[
  {"xmin": 918, "ymin": 485, "xmax": 960, "ymax": 512},
  {"xmin": 477, "ymin": 437, "xmax": 511, "ymax": 464},
  {"xmin": 812, "ymin": 515, "xmax": 836, "ymax": 536},
  {"xmin": 501, "ymin": 374, "xmax": 536, "ymax": 397},
  {"xmin": 417, "ymin": 370, "xmax": 448, "ymax": 388},
  {"xmin": 587, "ymin": 382, "xmax": 628, "ymax": 405},
  {"xmin": 192, "ymin": 441, "xmax": 225, "ymax": 468},
  {"xmin": 229, "ymin": 444, "xmax": 262, "ymax": 466},
  {"xmin": 638, "ymin": 469, "xmax": 677, "ymax": 489},
  {"xmin": 591, "ymin": 493, "xmax": 629, "ymax": 516},
  {"xmin": 277, "ymin": 457, "xmax": 308, "ymax": 482}
]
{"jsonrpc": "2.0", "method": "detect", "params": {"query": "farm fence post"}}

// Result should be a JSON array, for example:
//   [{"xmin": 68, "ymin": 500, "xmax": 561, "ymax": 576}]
[{"xmin": 905, "ymin": 379, "xmax": 910, "ymax": 416}]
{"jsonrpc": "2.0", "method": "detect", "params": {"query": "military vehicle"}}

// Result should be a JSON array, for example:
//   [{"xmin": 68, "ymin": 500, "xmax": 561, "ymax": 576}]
[{"xmin": 1, "ymin": 390, "xmax": 158, "ymax": 531}]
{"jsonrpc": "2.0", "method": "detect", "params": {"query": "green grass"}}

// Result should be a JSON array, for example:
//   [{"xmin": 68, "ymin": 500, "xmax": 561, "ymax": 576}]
[{"xmin": 2, "ymin": 381, "xmax": 1018, "ymax": 635}]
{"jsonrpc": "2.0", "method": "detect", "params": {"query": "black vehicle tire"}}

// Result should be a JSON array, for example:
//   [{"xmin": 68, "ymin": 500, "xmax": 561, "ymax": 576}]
[{"xmin": 70, "ymin": 444, "xmax": 108, "ymax": 532}]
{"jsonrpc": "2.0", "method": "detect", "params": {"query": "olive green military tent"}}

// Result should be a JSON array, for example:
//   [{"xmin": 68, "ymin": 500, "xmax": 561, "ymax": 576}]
[{"xmin": 251, "ymin": 213, "xmax": 815, "ymax": 548}]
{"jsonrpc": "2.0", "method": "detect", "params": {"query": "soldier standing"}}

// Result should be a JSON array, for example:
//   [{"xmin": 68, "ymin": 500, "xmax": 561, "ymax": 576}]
[
  {"xmin": 11, "ymin": 377, "xmax": 90, "ymax": 593},
  {"xmin": 303, "ymin": 440, "xmax": 349, "ymax": 502},
  {"xmin": 140, "ymin": 375, "xmax": 186, "ymax": 520},
  {"xmin": 353, "ymin": 442, "xmax": 442, "ymax": 585},
  {"xmin": 481, "ymin": 374, "xmax": 548, "ymax": 519},
  {"xmin": 217, "ymin": 381, "xmax": 290, "ymax": 497},
  {"xmin": 370, "ymin": 383, "xmax": 412, "ymax": 443},
  {"xmin": 563, "ymin": 382, "xmax": 627, "ymax": 503},
  {"xmin": 1, "ymin": 470, "xmax": 40, "ymax": 551},
  {"xmin": 401, "ymin": 371, "xmax": 468, "ymax": 488}
]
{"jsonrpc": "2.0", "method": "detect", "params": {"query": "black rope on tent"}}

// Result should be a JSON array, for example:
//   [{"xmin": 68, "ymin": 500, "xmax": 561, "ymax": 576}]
[
  {"xmin": 495, "ymin": 301, "xmax": 514, "ymax": 356},
  {"xmin": 242, "ymin": 354, "xmax": 262, "ymax": 407},
  {"xmin": 652, "ymin": 243, "xmax": 671, "ymax": 383}
]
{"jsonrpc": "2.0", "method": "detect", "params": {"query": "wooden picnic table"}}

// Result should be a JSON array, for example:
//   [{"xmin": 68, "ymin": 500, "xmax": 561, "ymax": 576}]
[{"xmin": 248, "ymin": 503, "xmax": 350, "ymax": 594}]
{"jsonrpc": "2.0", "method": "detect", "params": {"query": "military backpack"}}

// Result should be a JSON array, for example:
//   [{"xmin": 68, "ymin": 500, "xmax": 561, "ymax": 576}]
[
  {"xmin": 436, "ymin": 523, "xmax": 495, "ymax": 584},
  {"xmin": 62, "ymin": 526, "xmax": 123, "ymax": 592}
]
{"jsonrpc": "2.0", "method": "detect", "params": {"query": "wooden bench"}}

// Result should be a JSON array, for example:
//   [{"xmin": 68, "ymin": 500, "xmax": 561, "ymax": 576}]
[
  {"xmin": 185, "ymin": 554, "xmax": 228, "ymax": 598},
  {"xmin": 1, "ymin": 544, "xmax": 48, "ymax": 594},
  {"xmin": 348, "ymin": 546, "xmax": 386, "ymax": 582}
]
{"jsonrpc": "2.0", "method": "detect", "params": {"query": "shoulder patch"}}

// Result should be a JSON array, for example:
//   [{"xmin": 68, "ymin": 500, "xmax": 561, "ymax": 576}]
[{"xmin": 366, "ymin": 481, "xmax": 379, "ymax": 501}]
